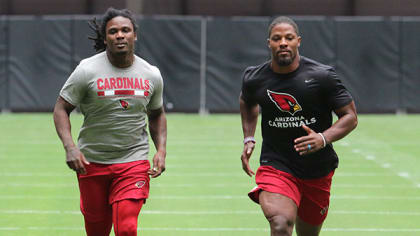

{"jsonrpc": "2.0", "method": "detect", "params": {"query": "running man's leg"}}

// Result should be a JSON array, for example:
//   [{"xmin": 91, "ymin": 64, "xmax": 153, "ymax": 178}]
[
  {"xmin": 295, "ymin": 217, "xmax": 322, "ymax": 236},
  {"xmin": 112, "ymin": 199, "xmax": 144, "ymax": 236},
  {"xmin": 78, "ymin": 174, "xmax": 113, "ymax": 236},
  {"xmin": 109, "ymin": 160, "xmax": 150, "ymax": 236},
  {"xmin": 259, "ymin": 191, "xmax": 298, "ymax": 236},
  {"xmin": 295, "ymin": 171, "xmax": 334, "ymax": 236}
]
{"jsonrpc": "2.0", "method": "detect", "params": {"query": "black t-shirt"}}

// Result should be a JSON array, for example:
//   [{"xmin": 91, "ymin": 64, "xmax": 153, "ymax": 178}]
[{"xmin": 241, "ymin": 56, "xmax": 353, "ymax": 179}]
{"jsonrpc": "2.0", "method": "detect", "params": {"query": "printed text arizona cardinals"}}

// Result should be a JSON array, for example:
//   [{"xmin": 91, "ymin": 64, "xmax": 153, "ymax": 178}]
[{"xmin": 268, "ymin": 116, "xmax": 316, "ymax": 128}]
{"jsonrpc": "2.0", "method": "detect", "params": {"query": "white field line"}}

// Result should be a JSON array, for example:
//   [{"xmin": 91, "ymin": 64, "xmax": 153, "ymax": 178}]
[
  {"xmin": 323, "ymin": 228, "xmax": 420, "ymax": 232},
  {"xmin": 0, "ymin": 172, "xmax": 403, "ymax": 177},
  {"xmin": 145, "ymin": 227, "xmax": 420, "ymax": 232},
  {"xmin": 0, "ymin": 227, "xmax": 20, "ymax": 231},
  {"xmin": 331, "ymin": 195, "xmax": 420, "ymax": 200},
  {"xmin": 1, "ymin": 195, "xmax": 420, "ymax": 200},
  {"xmin": 334, "ymin": 173, "xmax": 400, "ymax": 177},
  {"xmin": 336, "ymin": 141, "xmax": 350, "ymax": 146},
  {"xmin": 1, "ymin": 182, "xmax": 417, "ymax": 189},
  {"xmin": 0, "ymin": 195, "xmax": 248, "ymax": 200},
  {"xmin": 333, "ymin": 183, "xmax": 418, "ymax": 189},
  {"xmin": 0, "ymin": 163, "xmax": 376, "ymax": 169},
  {"xmin": 1, "ymin": 226, "xmax": 420, "ymax": 232},
  {"xmin": 0, "ymin": 173, "xmax": 74, "ymax": 177},
  {"xmin": 0, "ymin": 140, "xmax": 242, "ymax": 146},
  {"xmin": 1, "ymin": 209, "xmax": 420, "ymax": 216},
  {"xmin": 0, "ymin": 140, "xmax": 61, "ymax": 145},
  {"xmin": 349, "ymin": 145, "xmax": 420, "ymax": 187},
  {"xmin": 0, "ymin": 183, "xmax": 75, "ymax": 187}
]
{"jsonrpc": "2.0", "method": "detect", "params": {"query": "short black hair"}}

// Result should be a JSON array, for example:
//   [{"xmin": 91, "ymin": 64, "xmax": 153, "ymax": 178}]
[
  {"xmin": 88, "ymin": 7, "xmax": 138, "ymax": 52},
  {"xmin": 268, "ymin": 16, "xmax": 300, "ymax": 38}
]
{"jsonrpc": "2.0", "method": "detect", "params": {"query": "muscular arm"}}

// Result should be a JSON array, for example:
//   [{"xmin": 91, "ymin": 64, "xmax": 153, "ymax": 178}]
[
  {"xmin": 239, "ymin": 93, "xmax": 259, "ymax": 176},
  {"xmin": 53, "ymin": 96, "xmax": 89, "ymax": 173},
  {"xmin": 53, "ymin": 96, "xmax": 76, "ymax": 150},
  {"xmin": 294, "ymin": 101, "xmax": 358, "ymax": 155},
  {"xmin": 240, "ymin": 94, "xmax": 259, "ymax": 139},
  {"xmin": 147, "ymin": 106, "xmax": 167, "ymax": 178},
  {"xmin": 323, "ymin": 101, "xmax": 358, "ymax": 144}
]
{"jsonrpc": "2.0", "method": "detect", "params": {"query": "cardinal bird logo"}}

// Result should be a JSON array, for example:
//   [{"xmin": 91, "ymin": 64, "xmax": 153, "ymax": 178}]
[
  {"xmin": 135, "ymin": 181, "xmax": 145, "ymax": 188},
  {"xmin": 119, "ymin": 99, "xmax": 129, "ymax": 109},
  {"xmin": 267, "ymin": 90, "xmax": 302, "ymax": 115}
]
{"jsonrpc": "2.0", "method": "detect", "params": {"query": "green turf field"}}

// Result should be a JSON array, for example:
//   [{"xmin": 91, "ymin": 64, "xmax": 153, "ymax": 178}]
[{"xmin": 0, "ymin": 113, "xmax": 419, "ymax": 236}]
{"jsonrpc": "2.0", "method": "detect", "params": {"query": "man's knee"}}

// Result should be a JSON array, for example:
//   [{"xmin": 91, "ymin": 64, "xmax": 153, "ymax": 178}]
[
  {"xmin": 112, "ymin": 199, "xmax": 142, "ymax": 235},
  {"xmin": 115, "ymin": 220, "xmax": 137, "ymax": 236},
  {"xmin": 267, "ymin": 214, "xmax": 294, "ymax": 236},
  {"xmin": 84, "ymin": 217, "xmax": 112, "ymax": 236},
  {"xmin": 84, "ymin": 213, "xmax": 111, "ymax": 223},
  {"xmin": 295, "ymin": 216, "xmax": 322, "ymax": 236}
]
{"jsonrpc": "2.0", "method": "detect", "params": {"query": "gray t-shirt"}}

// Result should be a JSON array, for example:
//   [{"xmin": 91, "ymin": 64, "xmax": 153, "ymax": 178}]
[{"xmin": 60, "ymin": 52, "xmax": 163, "ymax": 164}]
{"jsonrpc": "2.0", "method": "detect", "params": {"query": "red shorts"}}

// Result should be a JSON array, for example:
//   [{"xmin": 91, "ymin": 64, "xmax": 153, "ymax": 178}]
[
  {"xmin": 249, "ymin": 166, "xmax": 334, "ymax": 225},
  {"xmin": 77, "ymin": 160, "xmax": 150, "ymax": 221}
]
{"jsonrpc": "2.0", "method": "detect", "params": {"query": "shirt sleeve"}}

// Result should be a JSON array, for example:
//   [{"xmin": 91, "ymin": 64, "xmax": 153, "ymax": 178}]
[
  {"xmin": 59, "ymin": 64, "xmax": 88, "ymax": 106},
  {"xmin": 323, "ymin": 68, "xmax": 353, "ymax": 110},
  {"xmin": 240, "ymin": 67, "xmax": 257, "ymax": 105},
  {"xmin": 147, "ymin": 67, "xmax": 164, "ymax": 110}
]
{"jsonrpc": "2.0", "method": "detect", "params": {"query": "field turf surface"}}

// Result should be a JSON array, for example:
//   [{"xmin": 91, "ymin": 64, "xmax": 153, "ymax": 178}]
[{"xmin": 0, "ymin": 113, "xmax": 419, "ymax": 235}]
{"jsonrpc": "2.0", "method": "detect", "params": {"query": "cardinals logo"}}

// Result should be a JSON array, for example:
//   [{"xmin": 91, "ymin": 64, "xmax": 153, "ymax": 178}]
[
  {"xmin": 135, "ymin": 181, "xmax": 145, "ymax": 188},
  {"xmin": 267, "ymin": 90, "xmax": 302, "ymax": 115},
  {"xmin": 119, "ymin": 99, "xmax": 129, "ymax": 109}
]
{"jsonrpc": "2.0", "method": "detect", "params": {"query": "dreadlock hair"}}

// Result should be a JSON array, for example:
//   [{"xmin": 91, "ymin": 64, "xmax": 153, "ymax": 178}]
[
  {"xmin": 268, "ymin": 16, "xmax": 300, "ymax": 38},
  {"xmin": 88, "ymin": 7, "xmax": 138, "ymax": 53}
]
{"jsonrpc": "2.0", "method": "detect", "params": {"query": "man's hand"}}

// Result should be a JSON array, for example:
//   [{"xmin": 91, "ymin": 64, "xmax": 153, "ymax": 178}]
[
  {"xmin": 294, "ymin": 124, "xmax": 325, "ymax": 156},
  {"xmin": 65, "ymin": 146, "xmax": 89, "ymax": 174},
  {"xmin": 148, "ymin": 151, "xmax": 166, "ymax": 178},
  {"xmin": 241, "ymin": 141, "xmax": 256, "ymax": 177}
]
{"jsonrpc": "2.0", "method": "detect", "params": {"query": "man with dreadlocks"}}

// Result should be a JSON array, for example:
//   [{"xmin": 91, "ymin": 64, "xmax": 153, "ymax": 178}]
[{"xmin": 53, "ymin": 7, "xmax": 167, "ymax": 236}]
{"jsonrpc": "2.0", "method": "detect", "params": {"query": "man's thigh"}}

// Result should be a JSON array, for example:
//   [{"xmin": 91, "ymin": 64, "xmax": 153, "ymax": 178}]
[
  {"xmin": 249, "ymin": 166, "xmax": 301, "ymax": 206},
  {"xmin": 259, "ymin": 191, "xmax": 298, "ymax": 220},
  {"xmin": 109, "ymin": 160, "xmax": 151, "ymax": 204},
  {"xmin": 78, "ymin": 166, "xmax": 113, "ymax": 221},
  {"xmin": 297, "ymin": 171, "xmax": 334, "ymax": 226}
]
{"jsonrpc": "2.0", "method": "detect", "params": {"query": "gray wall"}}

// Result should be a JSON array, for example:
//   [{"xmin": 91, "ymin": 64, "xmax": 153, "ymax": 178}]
[
  {"xmin": 1, "ymin": 16, "xmax": 420, "ymax": 113},
  {"xmin": 2, "ymin": 0, "xmax": 420, "ymax": 16}
]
